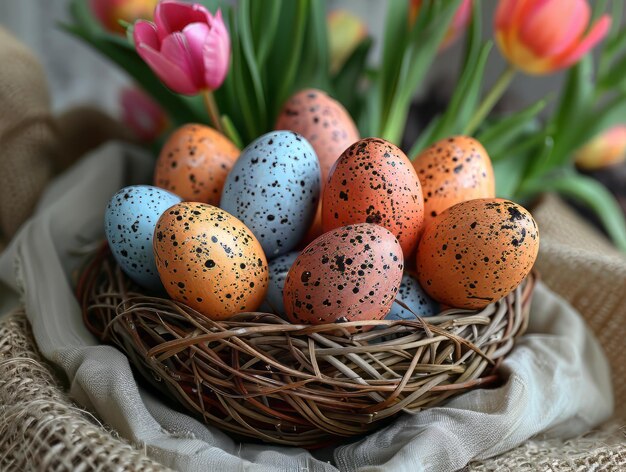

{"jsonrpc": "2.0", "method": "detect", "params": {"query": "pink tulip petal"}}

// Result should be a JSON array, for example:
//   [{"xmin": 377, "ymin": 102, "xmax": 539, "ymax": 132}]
[
  {"xmin": 160, "ymin": 32, "xmax": 205, "ymax": 88},
  {"xmin": 521, "ymin": 0, "xmax": 589, "ymax": 57},
  {"xmin": 138, "ymin": 43, "xmax": 198, "ymax": 95},
  {"xmin": 133, "ymin": 20, "xmax": 160, "ymax": 50},
  {"xmin": 121, "ymin": 87, "xmax": 166, "ymax": 141},
  {"xmin": 155, "ymin": 0, "xmax": 212, "ymax": 39},
  {"xmin": 553, "ymin": 15, "xmax": 611, "ymax": 70},
  {"xmin": 453, "ymin": 0, "xmax": 472, "ymax": 30},
  {"xmin": 182, "ymin": 22, "xmax": 211, "ymax": 78},
  {"xmin": 201, "ymin": 10, "xmax": 230, "ymax": 90}
]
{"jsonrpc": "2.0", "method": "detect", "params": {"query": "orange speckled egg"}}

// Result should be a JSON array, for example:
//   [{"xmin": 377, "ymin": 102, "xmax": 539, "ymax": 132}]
[
  {"xmin": 322, "ymin": 138, "xmax": 425, "ymax": 257},
  {"xmin": 153, "ymin": 202, "xmax": 268, "ymax": 320},
  {"xmin": 154, "ymin": 124, "xmax": 239, "ymax": 205},
  {"xmin": 276, "ymin": 89, "xmax": 360, "ymax": 244},
  {"xmin": 283, "ymin": 223, "xmax": 403, "ymax": 325},
  {"xmin": 413, "ymin": 136, "xmax": 495, "ymax": 227},
  {"xmin": 416, "ymin": 198, "xmax": 539, "ymax": 309}
]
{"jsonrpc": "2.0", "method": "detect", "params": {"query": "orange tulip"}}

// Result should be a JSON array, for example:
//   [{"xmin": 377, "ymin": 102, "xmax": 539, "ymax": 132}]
[
  {"xmin": 410, "ymin": 0, "xmax": 472, "ymax": 50},
  {"xmin": 575, "ymin": 125, "xmax": 626, "ymax": 170},
  {"xmin": 91, "ymin": 0, "xmax": 158, "ymax": 34},
  {"xmin": 328, "ymin": 10, "xmax": 367, "ymax": 73},
  {"xmin": 495, "ymin": 0, "xmax": 611, "ymax": 75}
]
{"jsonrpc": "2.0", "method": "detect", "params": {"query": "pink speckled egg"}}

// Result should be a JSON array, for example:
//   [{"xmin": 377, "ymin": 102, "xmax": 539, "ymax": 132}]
[
  {"xmin": 413, "ymin": 136, "xmax": 495, "ymax": 227},
  {"xmin": 283, "ymin": 223, "xmax": 403, "ymax": 326},
  {"xmin": 416, "ymin": 198, "xmax": 539, "ymax": 309},
  {"xmin": 322, "ymin": 138, "xmax": 425, "ymax": 257},
  {"xmin": 153, "ymin": 202, "xmax": 268, "ymax": 320},
  {"xmin": 154, "ymin": 124, "xmax": 239, "ymax": 205}
]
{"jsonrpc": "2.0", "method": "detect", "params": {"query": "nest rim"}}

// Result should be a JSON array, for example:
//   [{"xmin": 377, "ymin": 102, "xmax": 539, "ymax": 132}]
[{"xmin": 78, "ymin": 244, "xmax": 535, "ymax": 448}]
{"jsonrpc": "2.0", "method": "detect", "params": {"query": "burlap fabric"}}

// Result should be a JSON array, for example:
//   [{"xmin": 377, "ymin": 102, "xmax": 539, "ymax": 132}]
[{"xmin": 0, "ymin": 27, "xmax": 135, "ymax": 246}]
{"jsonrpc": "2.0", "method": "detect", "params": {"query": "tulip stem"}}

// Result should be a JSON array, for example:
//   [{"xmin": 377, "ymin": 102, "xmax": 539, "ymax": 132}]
[
  {"xmin": 203, "ymin": 90, "xmax": 224, "ymax": 134},
  {"xmin": 464, "ymin": 64, "xmax": 516, "ymax": 135}
]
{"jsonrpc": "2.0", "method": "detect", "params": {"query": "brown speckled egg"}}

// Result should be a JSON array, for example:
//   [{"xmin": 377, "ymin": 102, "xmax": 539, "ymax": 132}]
[
  {"xmin": 153, "ymin": 202, "xmax": 268, "ymax": 320},
  {"xmin": 283, "ymin": 223, "xmax": 403, "ymax": 326},
  {"xmin": 276, "ymin": 89, "xmax": 360, "ymax": 243},
  {"xmin": 322, "ymin": 138, "xmax": 425, "ymax": 257},
  {"xmin": 416, "ymin": 198, "xmax": 539, "ymax": 309},
  {"xmin": 154, "ymin": 124, "xmax": 239, "ymax": 205},
  {"xmin": 413, "ymin": 136, "xmax": 495, "ymax": 227}
]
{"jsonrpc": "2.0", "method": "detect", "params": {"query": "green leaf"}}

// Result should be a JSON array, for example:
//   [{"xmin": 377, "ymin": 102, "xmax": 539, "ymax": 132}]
[
  {"xmin": 250, "ymin": 0, "xmax": 282, "ymax": 70},
  {"xmin": 267, "ymin": 0, "xmax": 309, "ymax": 118},
  {"xmin": 493, "ymin": 154, "xmax": 528, "ymax": 199},
  {"xmin": 525, "ymin": 173, "xmax": 626, "ymax": 252},
  {"xmin": 376, "ymin": 0, "xmax": 410, "ymax": 135},
  {"xmin": 331, "ymin": 37, "xmax": 372, "ymax": 120},
  {"xmin": 237, "ymin": 0, "xmax": 267, "ymax": 133},
  {"xmin": 381, "ymin": 0, "xmax": 461, "ymax": 144},
  {"xmin": 552, "ymin": 57, "xmax": 594, "ymax": 137},
  {"xmin": 477, "ymin": 99, "xmax": 547, "ymax": 157},
  {"xmin": 433, "ymin": 42, "xmax": 492, "ymax": 142},
  {"xmin": 598, "ymin": 52, "xmax": 626, "ymax": 91}
]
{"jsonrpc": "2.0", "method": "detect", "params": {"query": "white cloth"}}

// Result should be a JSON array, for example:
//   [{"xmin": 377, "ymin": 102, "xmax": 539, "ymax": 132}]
[{"xmin": 0, "ymin": 143, "xmax": 614, "ymax": 472}]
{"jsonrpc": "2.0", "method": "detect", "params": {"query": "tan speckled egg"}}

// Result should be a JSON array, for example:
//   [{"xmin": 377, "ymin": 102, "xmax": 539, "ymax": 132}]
[
  {"xmin": 276, "ymin": 89, "xmax": 360, "ymax": 243},
  {"xmin": 154, "ymin": 124, "xmax": 239, "ymax": 205},
  {"xmin": 322, "ymin": 138, "xmax": 425, "ymax": 257},
  {"xmin": 153, "ymin": 202, "xmax": 268, "ymax": 320},
  {"xmin": 413, "ymin": 136, "xmax": 495, "ymax": 227},
  {"xmin": 275, "ymin": 89, "xmax": 359, "ymax": 184},
  {"xmin": 416, "ymin": 198, "xmax": 539, "ymax": 309},
  {"xmin": 283, "ymin": 223, "xmax": 404, "ymax": 326}
]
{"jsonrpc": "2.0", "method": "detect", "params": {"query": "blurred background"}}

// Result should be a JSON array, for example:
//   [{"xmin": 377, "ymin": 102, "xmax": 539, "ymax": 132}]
[{"xmin": 0, "ymin": 0, "xmax": 569, "ymax": 116}]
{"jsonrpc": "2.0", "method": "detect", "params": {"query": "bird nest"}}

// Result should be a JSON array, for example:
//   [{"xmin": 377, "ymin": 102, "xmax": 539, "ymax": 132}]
[{"xmin": 78, "ymin": 245, "xmax": 535, "ymax": 448}]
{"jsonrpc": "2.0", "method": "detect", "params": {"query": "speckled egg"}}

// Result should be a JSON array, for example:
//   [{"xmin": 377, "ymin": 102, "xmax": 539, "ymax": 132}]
[
  {"xmin": 220, "ymin": 131, "xmax": 321, "ymax": 258},
  {"xmin": 283, "ymin": 223, "xmax": 404, "ymax": 326},
  {"xmin": 105, "ymin": 185, "xmax": 182, "ymax": 290},
  {"xmin": 154, "ymin": 124, "xmax": 239, "ymax": 205},
  {"xmin": 413, "ymin": 136, "xmax": 495, "ymax": 227},
  {"xmin": 259, "ymin": 251, "xmax": 300, "ymax": 318},
  {"xmin": 275, "ymin": 89, "xmax": 360, "ymax": 186},
  {"xmin": 416, "ymin": 198, "xmax": 539, "ymax": 309},
  {"xmin": 276, "ymin": 89, "xmax": 360, "ymax": 245},
  {"xmin": 385, "ymin": 272, "xmax": 439, "ymax": 321},
  {"xmin": 153, "ymin": 202, "xmax": 269, "ymax": 320},
  {"xmin": 322, "ymin": 138, "xmax": 425, "ymax": 257}
]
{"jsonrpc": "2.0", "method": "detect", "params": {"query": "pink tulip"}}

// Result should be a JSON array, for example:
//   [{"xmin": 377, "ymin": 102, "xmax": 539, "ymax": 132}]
[
  {"xmin": 495, "ymin": 0, "xmax": 611, "ymax": 75},
  {"xmin": 410, "ymin": 0, "xmax": 472, "ymax": 50},
  {"xmin": 91, "ymin": 0, "xmax": 158, "ymax": 34},
  {"xmin": 120, "ymin": 87, "xmax": 168, "ymax": 141},
  {"xmin": 133, "ymin": 1, "xmax": 230, "ymax": 95},
  {"xmin": 575, "ymin": 125, "xmax": 626, "ymax": 170}
]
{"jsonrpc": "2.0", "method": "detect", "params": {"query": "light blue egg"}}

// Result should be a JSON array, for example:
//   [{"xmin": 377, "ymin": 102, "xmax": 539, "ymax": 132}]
[
  {"xmin": 259, "ymin": 251, "xmax": 300, "ymax": 318},
  {"xmin": 105, "ymin": 185, "xmax": 181, "ymax": 290},
  {"xmin": 385, "ymin": 273, "xmax": 439, "ymax": 321},
  {"xmin": 220, "ymin": 131, "xmax": 320, "ymax": 258}
]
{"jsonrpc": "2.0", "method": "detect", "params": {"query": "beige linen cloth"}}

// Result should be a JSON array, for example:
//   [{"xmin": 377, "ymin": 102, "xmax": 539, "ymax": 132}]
[{"xmin": 0, "ymin": 143, "xmax": 614, "ymax": 471}]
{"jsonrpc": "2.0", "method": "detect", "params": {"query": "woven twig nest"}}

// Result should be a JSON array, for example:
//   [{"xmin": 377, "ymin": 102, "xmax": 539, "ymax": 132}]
[{"xmin": 78, "ymin": 246, "xmax": 535, "ymax": 448}]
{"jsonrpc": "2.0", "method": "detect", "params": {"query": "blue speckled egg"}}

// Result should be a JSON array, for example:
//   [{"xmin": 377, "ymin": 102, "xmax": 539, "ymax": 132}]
[
  {"xmin": 105, "ymin": 185, "xmax": 181, "ymax": 290},
  {"xmin": 259, "ymin": 251, "xmax": 300, "ymax": 318},
  {"xmin": 385, "ymin": 272, "xmax": 439, "ymax": 321},
  {"xmin": 220, "ymin": 131, "xmax": 321, "ymax": 257}
]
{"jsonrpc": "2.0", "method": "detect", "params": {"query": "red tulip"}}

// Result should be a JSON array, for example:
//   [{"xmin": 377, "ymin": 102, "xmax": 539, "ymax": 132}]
[
  {"xmin": 410, "ymin": 0, "xmax": 472, "ymax": 50},
  {"xmin": 133, "ymin": 1, "xmax": 230, "ymax": 95},
  {"xmin": 91, "ymin": 0, "xmax": 157, "ymax": 34},
  {"xmin": 495, "ymin": 0, "xmax": 611, "ymax": 75},
  {"xmin": 575, "ymin": 125, "xmax": 626, "ymax": 170},
  {"xmin": 120, "ymin": 87, "xmax": 168, "ymax": 141}
]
